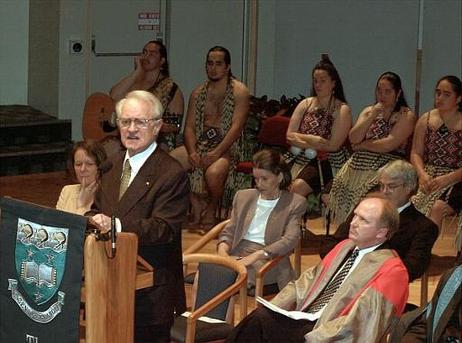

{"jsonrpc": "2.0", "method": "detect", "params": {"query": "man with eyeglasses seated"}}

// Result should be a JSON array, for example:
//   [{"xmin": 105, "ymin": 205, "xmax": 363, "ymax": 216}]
[
  {"xmin": 89, "ymin": 90, "xmax": 189, "ymax": 342},
  {"xmin": 321, "ymin": 159, "xmax": 438, "ymax": 282}
]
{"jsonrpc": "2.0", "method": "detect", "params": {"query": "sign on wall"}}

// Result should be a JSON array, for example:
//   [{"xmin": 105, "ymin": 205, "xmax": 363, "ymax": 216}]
[{"xmin": 138, "ymin": 12, "xmax": 160, "ymax": 31}]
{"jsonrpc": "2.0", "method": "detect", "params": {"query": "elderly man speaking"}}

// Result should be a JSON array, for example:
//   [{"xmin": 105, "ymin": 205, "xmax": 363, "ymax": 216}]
[{"xmin": 90, "ymin": 90, "xmax": 189, "ymax": 342}]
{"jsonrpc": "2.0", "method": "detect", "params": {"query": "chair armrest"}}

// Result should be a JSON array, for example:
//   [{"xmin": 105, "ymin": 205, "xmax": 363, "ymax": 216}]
[
  {"xmin": 420, "ymin": 269, "xmax": 429, "ymax": 306},
  {"xmin": 183, "ymin": 220, "xmax": 230, "ymax": 276},
  {"xmin": 254, "ymin": 231, "xmax": 303, "ymax": 298},
  {"xmin": 183, "ymin": 219, "xmax": 230, "ymax": 255},
  {"xmin": 183, "ymin": 254, "xmax": 247, "ymax": 343},
  {"xmin": 255, "ymin": 256, "xmax": 284, "ymax": 299}
]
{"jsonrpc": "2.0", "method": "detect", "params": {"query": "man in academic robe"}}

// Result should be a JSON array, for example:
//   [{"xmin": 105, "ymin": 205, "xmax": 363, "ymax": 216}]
[
  {"xmin": 227, "ymin": 197, "xmax": 409, "ymax": 342},
  {"xmin": 90, "ymin": 90, "xmax": 189, "ymax": 342},
  {"xmin": 320, "ymin": 159, "xmax": 438, "ymax": 281}
]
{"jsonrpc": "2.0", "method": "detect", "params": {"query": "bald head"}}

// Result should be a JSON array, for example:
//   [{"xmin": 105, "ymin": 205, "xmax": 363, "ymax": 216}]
[{"xmin": 349, "ymin": 197, "xmax": 399, "ymax": 249}]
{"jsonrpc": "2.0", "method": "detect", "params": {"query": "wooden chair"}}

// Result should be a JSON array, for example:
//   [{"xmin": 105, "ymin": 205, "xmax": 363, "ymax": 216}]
[
  {"xmin": 420, "ymin": 269, "xmax": 429, "ymax": 306},
  {"xmin": 441, "ymin": 213, "xmax": 459, "ymax": 238},
  {"xmin": 183, "ymin": 220, "xmax": 230, "ymax": 256},
  {"xmin": 184, "ymin": 220, "xmax": 302, "ymax": 303},
  {"xmin": 171, "ymin": 253, "xmax": 247, "ymax": 343}
]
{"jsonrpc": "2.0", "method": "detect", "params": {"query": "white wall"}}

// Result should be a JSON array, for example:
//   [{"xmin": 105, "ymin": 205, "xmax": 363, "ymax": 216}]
[
  {"xmin": 58, "ymin": 1, "xmax": 87, "ymax": 139},
  {"xmin": 0, "ymin": 0, "xmax": 29, "ymax": 105},
  {"xmin": 28, "ymin": 0, "xmax": 60, "ymax": 116},
  {"xmin": 169, "ymin": 0, "xmax": 246, "ymax": 102},
  {"xmin": 420, "ymin": 0, "xmax": 462, "ymax": 114},
  {"xmin": 256, "ymin": 0, "xmax": 277, "ymax": 98},
  {"xmin": 263, "ymin": 0, "xmax": 419, "ymax": 117}
]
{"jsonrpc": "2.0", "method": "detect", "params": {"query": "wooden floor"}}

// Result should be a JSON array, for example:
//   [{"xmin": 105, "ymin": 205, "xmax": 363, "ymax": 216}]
[{"xmin": 0, "ymin": 171, "xmax": 459, "ymax": 314}]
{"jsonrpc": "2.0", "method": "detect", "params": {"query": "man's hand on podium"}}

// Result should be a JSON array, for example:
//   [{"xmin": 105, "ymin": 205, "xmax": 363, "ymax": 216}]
[{"xmin": 90, "ymin": 214, "xmax": 111, "ymax": 232}]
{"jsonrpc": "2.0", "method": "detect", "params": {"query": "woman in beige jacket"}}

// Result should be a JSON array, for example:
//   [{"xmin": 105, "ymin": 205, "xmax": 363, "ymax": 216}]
[{"xmin": 217, "ymin": 149, "xmax": 307, "ymax": 289}]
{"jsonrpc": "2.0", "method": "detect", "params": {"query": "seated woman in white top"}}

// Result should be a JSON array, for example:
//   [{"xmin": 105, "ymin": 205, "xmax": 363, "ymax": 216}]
[
  {"xmin": 56, "ymin": 140, "xmax": 107, "ymax": 215},
  {"xmin": 217, "ymin": 149, "xmax": 307, "ymax": 289}
]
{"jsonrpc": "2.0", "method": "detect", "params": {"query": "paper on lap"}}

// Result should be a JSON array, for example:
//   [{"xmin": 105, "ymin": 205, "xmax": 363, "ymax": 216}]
[{"xmin": 256, "ymin": 297, "xmax": 313, "ymax": 321}]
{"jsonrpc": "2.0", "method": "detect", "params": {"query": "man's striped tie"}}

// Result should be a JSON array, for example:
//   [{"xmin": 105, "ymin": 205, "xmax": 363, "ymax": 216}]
[
  {"xmin": 119, "ymin": 159, "xmax": 132, "ymax": 200},
  {"xmin": 305, "ymin": 248, "xmax": 359, "ymax": 313}
]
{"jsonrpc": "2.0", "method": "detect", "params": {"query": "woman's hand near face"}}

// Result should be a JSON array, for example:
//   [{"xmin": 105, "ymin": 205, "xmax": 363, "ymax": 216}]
[
  {"xmin": 134, "ymin": 54, "xmax": 147, "ymax": 72},
  {"xmin": 78, "ymin": 177, "xmax": 97, "ymax": 208},
  {"xmin": 349, "ymin": 105, "xmax": 380, "ymax": 144},
  {"xmin": 370, "ymin": 102, "xmax": 384, "ymax": 117}
]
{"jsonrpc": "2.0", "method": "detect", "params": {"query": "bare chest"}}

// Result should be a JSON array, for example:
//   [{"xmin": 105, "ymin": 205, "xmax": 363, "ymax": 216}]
[{"xmin": 203, "ymin": 90, "xmax": 226, "ymax": 127}]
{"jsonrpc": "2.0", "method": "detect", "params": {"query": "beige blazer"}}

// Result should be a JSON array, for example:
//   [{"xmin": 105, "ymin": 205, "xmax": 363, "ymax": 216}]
[
  {"xmin": 218, "ymin": 188, "xmax": 307, "ymax": 287},
  {"xmin": 56, "ymin": 184, "xmax": 90, "ymax": 215}
]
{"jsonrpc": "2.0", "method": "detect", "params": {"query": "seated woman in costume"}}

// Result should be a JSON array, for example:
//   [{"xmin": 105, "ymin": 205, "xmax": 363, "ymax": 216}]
[
  {"xmin": 56, "ymin": 140, "xmax": 107, "ymax": 215},
  {"xmin": 110, "ymin": 40, "xmax": 184, "ymax": 151},
  {"xmin": 411, "ymin": 75, "xmax": 462, "ymax": 252},
  {"xmin": 217, "ymin": 149, "xmax": 307, "ymax": 289},
  {"xmin": 328, "ymin": 71, "xmax": 416, "ymax": 224},
  {"xmin": 286, "ymin": 55, "xmax": 351, "ymax": 199}
]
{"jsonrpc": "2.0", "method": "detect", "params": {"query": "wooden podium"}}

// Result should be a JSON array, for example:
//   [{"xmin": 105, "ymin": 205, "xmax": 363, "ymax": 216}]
[{"xmin": 80, "ymin": 232, "xmax": 153, "ymax": 342}]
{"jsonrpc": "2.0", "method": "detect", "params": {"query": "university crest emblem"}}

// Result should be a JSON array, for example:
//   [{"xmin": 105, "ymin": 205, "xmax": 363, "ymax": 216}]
[{"xmin": 8, "ymin": 218, "xmax": 69, "ymax": 323}]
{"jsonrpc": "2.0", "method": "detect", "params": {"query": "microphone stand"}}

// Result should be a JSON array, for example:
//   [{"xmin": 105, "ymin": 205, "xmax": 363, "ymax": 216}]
[
  {"xmin": 85, "ymin": 217, "xmax": 116, "ymax": 259},
  {"xmin": 111, "ymin": 215, "xmax": 117, "ymax": 258}
]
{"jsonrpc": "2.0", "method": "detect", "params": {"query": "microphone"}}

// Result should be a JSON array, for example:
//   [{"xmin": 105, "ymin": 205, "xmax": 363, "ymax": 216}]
[{"xmin": 111, "ymin": 215, "xmax": 117, "ymax": 258}]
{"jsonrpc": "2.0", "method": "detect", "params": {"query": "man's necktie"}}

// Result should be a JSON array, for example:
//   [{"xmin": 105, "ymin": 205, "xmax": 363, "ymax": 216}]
[
  {"xmin": 119, "ymin": 159, "xmax": 132, "ymax": 200},
  {"xmin": 305, "ymin": 248, "xmax": 359, "ymax": 314}
]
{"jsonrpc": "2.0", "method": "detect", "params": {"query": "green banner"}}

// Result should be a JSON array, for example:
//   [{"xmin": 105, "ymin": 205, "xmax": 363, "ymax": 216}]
[{"xmin": 0, "ymin": 197, "xmax": 86, "ymax": 342}]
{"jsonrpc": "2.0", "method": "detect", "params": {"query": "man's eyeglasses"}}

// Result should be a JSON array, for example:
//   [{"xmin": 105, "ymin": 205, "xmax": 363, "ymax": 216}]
[
  {"xmin": 378, "ymin": 182, "xmax": 404, "ymax": 193},
  {"xmin": 116, "ymin": 118, "xmax": 159, "ymax": 129}
]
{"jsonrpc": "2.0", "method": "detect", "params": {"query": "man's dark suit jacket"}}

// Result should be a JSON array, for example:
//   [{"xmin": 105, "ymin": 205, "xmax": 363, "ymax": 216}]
[
  {"xmin": 92, "ymin": 147, "xmax": 189, "ymax": 326},
  {"xmin": 320, "ymin": 204, "xmax": 438, "ymax": 281},
  {"xmin": 391, "ymin": 264, "xmax": 462, "ymax": 342}
]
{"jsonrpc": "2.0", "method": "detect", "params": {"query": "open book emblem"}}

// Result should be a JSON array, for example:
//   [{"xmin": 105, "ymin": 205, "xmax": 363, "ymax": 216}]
[{"xmin": 14, "ymin": 218, "xmax": 68, "ymax": 306}]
